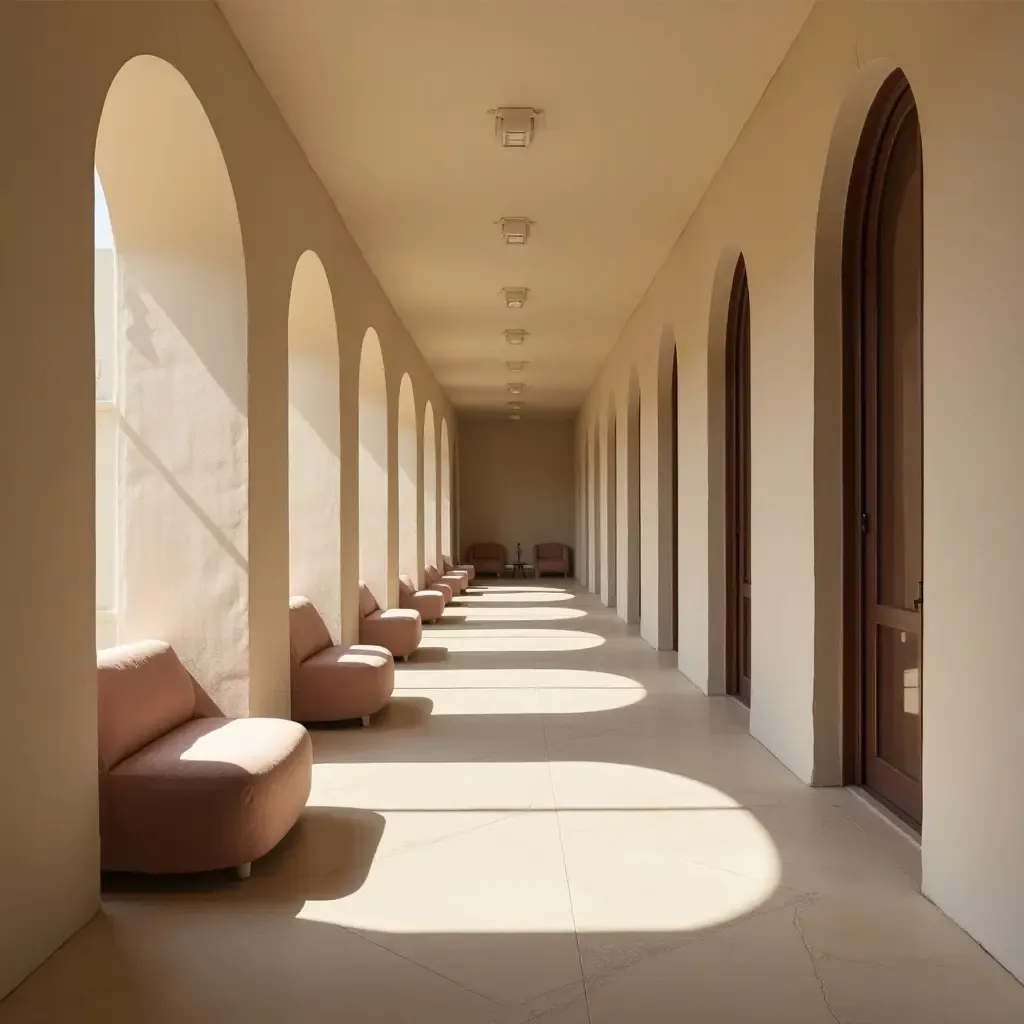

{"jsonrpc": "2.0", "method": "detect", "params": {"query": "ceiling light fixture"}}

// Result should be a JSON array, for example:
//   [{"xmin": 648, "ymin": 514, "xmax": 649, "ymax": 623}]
[
  {"xmin": 510, "ymin": 414, "xmax": 521, "ymax": 421},
  {"xmin": 504, "ymin": 328, "xmax": 527, "ymax": 346},
  {"xmin": 505, "ymin": 360, "xmax": 527, "ymax": 372},
  {"xmin": 508, "ymin": 400, "xmax": 524, "ymax": 411},
  {"xmin": 505, "ymin": 382, "xmax": 525, "ymax": 395},
  {"xmin": 501, "ymin": 287, "xmax": 529, "ymax": 308},
  {"xmin": 499, "ymin": 217, "xmax": 532, "ymax": 245},
  {"xmin": 490, "ymin": 107, "xmax": 541, "ymax": 148}
]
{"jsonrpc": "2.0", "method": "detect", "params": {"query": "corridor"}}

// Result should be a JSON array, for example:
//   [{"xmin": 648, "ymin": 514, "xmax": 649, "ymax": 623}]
[{"xmin": 3, "ymin": 581, "xmax": 1021, "ymax": 1024}]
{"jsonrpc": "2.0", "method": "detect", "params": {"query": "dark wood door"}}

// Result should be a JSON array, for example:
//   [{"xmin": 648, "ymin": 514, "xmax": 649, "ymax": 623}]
[
  {"xmin": 726, "ymin": 257, "xmax": 752, "ymax": 705},
  {"xmin": 671, "ymin": 349, "xmax": 679, "ymax": 651},
  {"xmin": 853, "ymin": 79, "xmax": 924, "ymax": 825}
]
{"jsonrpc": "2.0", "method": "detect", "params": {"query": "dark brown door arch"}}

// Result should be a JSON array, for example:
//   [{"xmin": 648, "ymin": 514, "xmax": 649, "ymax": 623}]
[
  {"xmin": 843, "ymin": 71, "xmax": 924, "ymax": 826},
  {"xmin": 726, "ymin": 255, "xmax": 751, "ymax": 706}
]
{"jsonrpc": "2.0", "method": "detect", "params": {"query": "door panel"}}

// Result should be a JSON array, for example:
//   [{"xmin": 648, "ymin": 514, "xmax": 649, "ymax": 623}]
[
  {"xmin": 727, "ymin": 257, "xmax": 751, "ymax": 706},
  {"xmin": 858, "ymin": 84, "xmax": 923, "ymax": 825}
]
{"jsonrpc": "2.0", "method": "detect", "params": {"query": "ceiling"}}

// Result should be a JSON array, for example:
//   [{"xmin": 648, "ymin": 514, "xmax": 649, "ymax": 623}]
[{"xmin": 219, "ymin": 0, "xmax": 814, "ymax": 416}]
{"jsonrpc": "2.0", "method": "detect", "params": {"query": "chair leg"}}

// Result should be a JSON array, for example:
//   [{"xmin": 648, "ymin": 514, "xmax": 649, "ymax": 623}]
[{"xmin": 236, "ymin": 862, "xmax": 251, "ymax": 880}]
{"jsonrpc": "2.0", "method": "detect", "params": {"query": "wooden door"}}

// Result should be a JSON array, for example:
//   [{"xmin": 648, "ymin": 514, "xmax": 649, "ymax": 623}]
[
  {"xmin": 849, "ymin": 76, "xmax": 924, "ymax": 825},
  {"xmin": 726, "ymin": 257, "xmax": 752, "ymax": 705}
]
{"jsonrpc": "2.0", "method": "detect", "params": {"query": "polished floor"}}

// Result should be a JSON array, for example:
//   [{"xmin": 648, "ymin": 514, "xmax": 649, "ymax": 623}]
[{"xmin": 3, "ymin": 580, "xmax": 1023, "ymax": 1023}]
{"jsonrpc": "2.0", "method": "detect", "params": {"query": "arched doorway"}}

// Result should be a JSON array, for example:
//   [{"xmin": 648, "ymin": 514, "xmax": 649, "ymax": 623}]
[
  {"xmin": 95, "ymin": 55, "xmax": 248, "ymax": 713},
  {"xmin": 397, "ymin": 375, "xmax": 418, "ymax": 583},
  {"xmin": 726, "ymin": 256, "xmax": 752, "ymax": 706},
  {"xmin": 656, "ymin": 335, "xmax": 679, "ymax": 651},
  {"xmin": 358, "ymin": 329, "xmax": 389, "ymax": 605},
  {"xmin": 844, "ymin": 70, "xmax": 924, "ymax": 826},
  {"xmin": 423, "ymin": 402, "xmax": 438, "ymax": 570},
  {"xmin": 288, "ymin": 251, "xmax": 341, "ymax": 637}
]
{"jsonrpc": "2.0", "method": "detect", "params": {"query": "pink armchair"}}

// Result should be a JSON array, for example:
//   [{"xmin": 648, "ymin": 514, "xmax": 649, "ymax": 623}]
[
  {"xmin": 535, "ymin": 543, "xmax": 571, "ymax": 577},
  {"xmin": 358, "ymin": 582, "xmax": 422, "ymax": 660},
  {"xmin": 466, "ymin": 542, "xmax": 507, "ymax": 576},
  {"xmin": 399, "ymin": 574, "xmax": 445, "ymax": 623},
  {"xmin": 97, "ymin": 640, "xmax": 311, "ymax": 878},
  {"xmin": 426, "ymin": 562, "xmax": 466, "ymax": 596},
  {"xmin": 289, "ymin": 597, "xmax": 394, "ymax": 724}
]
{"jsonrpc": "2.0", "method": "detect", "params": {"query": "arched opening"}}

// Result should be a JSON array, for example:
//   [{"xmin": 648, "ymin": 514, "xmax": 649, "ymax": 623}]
[
  {"xmin": 604, "ymin": 394, "xmax": 618, "ymax": 607},
  {"xmin": 725, "ymin": 256, "xmax": 752, "ymax": 707},
  {"xmin": 95, "ymin": 55, "xmax": 248, "ymax": 713},
  {"xmin": 423, "ymin": 401, "xmax": 438, "ymax": 570},
  {"xmin": 359, "ymin": 328, "xmax": 389, "ymax": 605},
  {"xmin": 656, "ymin": 332, "xmax": 679, "ymax": 650},
  {"xmin": 624, "ymin": 369, "xmax": 641, "ymax": 624},
  {"xmin": 440, "ymin": 419, "xmax": 452, "ymax": 563},
  {"xmin": 397, "ymin": 375, "xmax": 419, "ymax": 583},
  {"xmin": 843, "ymin": 70, "xmax": 923, "ymax": 827},
  {"xmin": 288, "ymin": 251, "xmax": 341, "ymax": 637}
]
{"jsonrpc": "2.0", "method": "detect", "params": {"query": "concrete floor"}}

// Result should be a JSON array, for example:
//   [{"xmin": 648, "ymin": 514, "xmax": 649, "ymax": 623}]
[{"xmin": 2, "ymin": 581, "xmax": 1023, "ymax": 1023}]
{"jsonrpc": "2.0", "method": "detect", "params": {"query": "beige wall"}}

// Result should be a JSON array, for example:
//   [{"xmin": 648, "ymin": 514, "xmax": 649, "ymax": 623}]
[
  {"xmin": 459, "ymin": 418, "xmax": 575, "ymax": 565},
  {"xmin": 0, "ymin": 0, "xmax": 454, "ymax": 998},
  {"xmin": 578, "ymin": 0, "xmax": 1024, "ymax": 983}
]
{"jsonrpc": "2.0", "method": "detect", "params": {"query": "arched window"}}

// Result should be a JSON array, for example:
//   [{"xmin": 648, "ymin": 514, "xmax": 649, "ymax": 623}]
[
  {"xmin": 95, "ymin": 56, "xmax": 248, "ymax": 712},
  {"xmin": 423, "ymin": 402, "xmax": 438, "ymax": 569},
  {"xmin": 288, "ymin": 251, "xmax": 341, "ymax": 635},
  {"xmin": 440, "ymin": 419, "xmax": 452, "ymax": 562},
  {"xmin": 397, "ymin": 376, "xmax": 419, "ymax": 582}
]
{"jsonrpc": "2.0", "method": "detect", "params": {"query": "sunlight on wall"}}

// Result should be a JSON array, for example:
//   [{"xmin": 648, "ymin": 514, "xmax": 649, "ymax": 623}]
[
  {"xmin": 397, "ymin": 375, "xmax": 418, "ymax": 582},
  {"xmin": 423, "ymin": 401, "xmax": 438, "ymax": 568},
  {"xmin": 359, "ymin": 328, "xmax": 389, "ymax": 603},
  {"xmin": 288, "ymin": 250, "xmax": 341, "ymax": 637}
]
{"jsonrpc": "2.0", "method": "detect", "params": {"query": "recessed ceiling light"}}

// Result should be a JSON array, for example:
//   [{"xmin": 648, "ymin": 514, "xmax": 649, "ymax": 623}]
[
  {"xmin": 508, "ymin": 400, "xmax": 524, "ymax": 411},
  {"xmin": 505, "ymin": 360, "xmax": 527, "ymax": 372},
  {"xmin": 505, "ymin": 382, "xmax": 525, "ymax": 395},
  {"xmin": 502, "ymin": 287, "xmax": 528, "ymax": 308},
  {"xmin": 504, "ymin": 328, "xmax": 527, "ymax": 346},
  {"xmin": 510, "ymin": 414, "xmax": 521, "ymax": 421},
  {"xmin": 491, "ymin": 107, "xmax": 541, "ymax": 147},
  {"xmin": 499, "ymin": 217, "xmax": 532, "ymax": 245}
]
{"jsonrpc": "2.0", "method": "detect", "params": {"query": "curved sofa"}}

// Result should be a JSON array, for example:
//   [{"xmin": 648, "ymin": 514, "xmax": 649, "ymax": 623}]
[{"xmin": 98, "ymin": 640, "xmax": 311, "ymax": 878}]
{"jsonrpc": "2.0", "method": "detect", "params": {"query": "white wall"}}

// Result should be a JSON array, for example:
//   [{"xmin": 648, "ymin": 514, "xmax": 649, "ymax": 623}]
[
  {"xmin": 577, "ymin": 0, "xmax": 1024, "ymax": 983},
  {"xmin": 0, "ymin": 0, "xmax": 454, "ymax": 997}
]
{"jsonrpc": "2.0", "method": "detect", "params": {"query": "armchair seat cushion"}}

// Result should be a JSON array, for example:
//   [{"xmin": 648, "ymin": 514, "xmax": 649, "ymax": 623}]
[
  {"xmin": 360, "ymin": 608, "xmax": 423, "ymax": 658},
  {"xmin": 100, "ymin": 715, "xmax": 311, "ymax": 874},
  {"xmin": 399, "ymin": 576, "xmax": 446, "ymax": 622},
  {"xmin": 292, "ymin": 643, "xmax": 394, "ymax": 723}
]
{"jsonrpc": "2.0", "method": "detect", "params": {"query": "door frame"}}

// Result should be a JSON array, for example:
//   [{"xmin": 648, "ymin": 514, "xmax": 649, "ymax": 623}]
[
  {"xmin": 725, "ymin": 255, "xmax": 751, "ymax": 705},
  {"xmin": 842, "ymin": 69, "xmax": 923, "ymax": 825}
]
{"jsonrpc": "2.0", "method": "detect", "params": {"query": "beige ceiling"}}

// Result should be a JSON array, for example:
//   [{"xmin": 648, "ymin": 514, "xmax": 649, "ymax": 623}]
[{"xmin": 219, "ymin": 0, "xmax": 814, "ymax": 415}]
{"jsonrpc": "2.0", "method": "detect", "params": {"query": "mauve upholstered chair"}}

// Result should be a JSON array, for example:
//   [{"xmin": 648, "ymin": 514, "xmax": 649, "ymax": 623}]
[
  {"xmin": 97, "ymin": 640, "xmax": 311, "ymax": 879},
  {"xmin": 465, "ymin": 542, "xmax": 506, "ymax": 576},
  {"xmin": 535, "ymin": 543, "xmax": 571, "ymax": 577},
  {"xmin": 426, "ymin": 562, "xmax": 466, "ymax": 596},
  {"xmin": 289, "ymin": 597, "xmax": 395, "ymax": 725},
  {"xmin": 358, "ymin": 582, "xmax": 423, "ymax": 660},
  {"xmin": 398, "ymin": 574, "xmax": 445, "ymax": 623},
  {"xmin": 443, "ymin": 556, "xmax": 476, "ymax": 583}
]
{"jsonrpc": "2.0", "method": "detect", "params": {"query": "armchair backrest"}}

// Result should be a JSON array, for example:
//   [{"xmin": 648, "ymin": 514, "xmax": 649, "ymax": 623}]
[
  {"xmin": 97, "ymin": 640, "xmax": 197, "ymax": 772},
  {"xmin": 425, "ymin": 564, "xmax": 441, "ymax": 584},
  {"xmin": 468, "ymin": 542, "xmax": 506, "ymax": 561},
  {"xmin": 289, "ymin": 596, "xmax": 334, "ymax": 666},
  {"xmin": 535, "ymin": 542, "xmax": 568, "ymax": 560},
  {"xmin": 358, "ymin": 581, "xmax": 380, "ymax": 618},
  {"xmin": 398, "ymin": 575, "xmax": 416, "ymax": 599}
]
